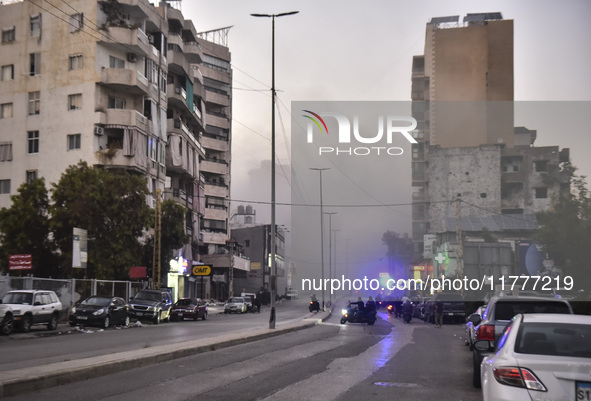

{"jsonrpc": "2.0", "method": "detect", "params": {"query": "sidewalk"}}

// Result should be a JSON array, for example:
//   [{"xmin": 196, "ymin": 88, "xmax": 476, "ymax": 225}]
[{"xmin": 0, "ymin": 309, "xmax": 332, "ymax": 397}]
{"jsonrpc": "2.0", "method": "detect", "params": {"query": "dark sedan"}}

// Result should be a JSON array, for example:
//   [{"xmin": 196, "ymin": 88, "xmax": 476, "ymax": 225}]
[
  {"xmin": 69, "ymin": 296, "xmax": 130, "ymax": 328},
  {"xmin": 170, "ymin": 298, "xmax": 207, "ymax": 321}
]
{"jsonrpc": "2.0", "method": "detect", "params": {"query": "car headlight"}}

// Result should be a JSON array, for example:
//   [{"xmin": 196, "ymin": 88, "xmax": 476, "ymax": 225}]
[
  {"xmin": 93, "ymin": 308, "xmax": 105, "ymax": 316},
  {"xmin": 342, "ymin": 309, "xmax": 348, "ymax": 315},
  {"xmin": 71, "ymin": 307, "xmax": 76, "ymax": 314}
]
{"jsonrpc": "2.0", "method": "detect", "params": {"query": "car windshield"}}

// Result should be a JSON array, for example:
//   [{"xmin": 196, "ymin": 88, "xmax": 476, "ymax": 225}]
[
  {"xmin": 2, "ymin": 292, "xmax": 33, "ymax": 305},
  {"xmin": 134, "ymin": 292, "xmax": 161, "ymax": 302},
  {"xmin": 175, "ymin": 299, "xmax": 196, "ymax": 307},
  {"xmin": 81, "ymin": 297, "xmax": 111, "ymax": 306},
  {"xmin": 515, "ymin": 322, "xmax": 591, "ymax": 358},
  {"xmin": 228, "ymin": 298, "xmax": 244, "ymax": 303},
  {"xmin": 495, "ymin": 301, "xmax": 571, "ymax": 321}
]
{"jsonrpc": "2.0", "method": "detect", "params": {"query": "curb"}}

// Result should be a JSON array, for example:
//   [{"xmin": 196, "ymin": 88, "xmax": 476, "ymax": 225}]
[{"xmin": 0, "ymin": 314, "xmax": 330, "ymax": 397}]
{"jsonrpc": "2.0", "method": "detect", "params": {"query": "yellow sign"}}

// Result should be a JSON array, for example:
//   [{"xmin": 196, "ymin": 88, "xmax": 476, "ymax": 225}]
[
  {"xmin": 413, "ymin": 265, "xmax": 425, "ymax": 271},
  {"xmin": 192, "ymin": 265, "xmax": 212, "ymax": 276}
]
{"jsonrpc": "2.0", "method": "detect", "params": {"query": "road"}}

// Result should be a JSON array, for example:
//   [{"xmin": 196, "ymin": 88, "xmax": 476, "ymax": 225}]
[{"xmin": 3, "ymin": 299, "xmax": 483, "ymax": 401}]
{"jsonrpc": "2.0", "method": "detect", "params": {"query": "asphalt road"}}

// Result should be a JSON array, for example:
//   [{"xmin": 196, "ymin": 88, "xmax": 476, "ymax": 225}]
[{"xmin": 3, "ymin": 299, "xmax": 483, "ymax": 401}]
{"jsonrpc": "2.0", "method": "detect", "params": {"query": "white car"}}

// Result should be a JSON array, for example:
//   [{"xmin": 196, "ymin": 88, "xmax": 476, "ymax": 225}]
[
  {"xmin": 1, "ymin": 290, "xmax": 62, "ymax": 332},
  {"xmin": 0, "ymin": 304, "xmax": 13, "ymax": 335},
  {"xmin": 481, "ymin": 313, "xmax": 591, "ymax": 401},
  {"xmin": 224, "ymin": 297, "xmax": 247, "ymax": 314}
]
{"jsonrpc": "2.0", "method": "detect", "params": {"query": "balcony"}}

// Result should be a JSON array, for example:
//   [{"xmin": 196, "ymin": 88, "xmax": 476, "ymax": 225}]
[
  {"xmin": 163, "ymin": 187, "xmax": 193, "ymax": 207},
  {"xmin": 168, "ymin": 48, "xmax": 191, "ymax": 78},
  {"xmin": 201, "ymin": 231, "xmax": 228, "ymax": 245},
  {"xmin": 204, "ymin": 183, "xmax": 228, "ymax": 198},
  {"xmin": 99, "ymin": 109, "xmax": 149, "ymax": 132},
  {"xmin": 100, "ymin": 68, "xmax": 149, "ymax": 95},
  {"xmin": 204, "ymin": 207, "xmax": 227, "ymax": 221},
  {"xmin": 184, "ymin": 41, "xmax": 203, "ymax": 64},
  {"xmin": 201, "ymin": 136, "xmax": 228, "ymax": 152},
  {"xmin": 100, "ymin": 27, "xmax": 151, "ymax": 58},
  {"xmin": 95, "ymin": 147, "xmax": 147, "ymax": 173},
  {"xmin": 205, "ymin": 113, "xmax": 230, "ymax": 129},
  {"xmin": 206, "ymin": 91, "xmax": 230, "ymax": 107},
  {"xmin": 201, "ymin": 159, "xmax": 228, "ymax": 175}
]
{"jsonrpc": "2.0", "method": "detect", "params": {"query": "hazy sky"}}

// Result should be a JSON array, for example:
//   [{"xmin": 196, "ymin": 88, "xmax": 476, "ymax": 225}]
[{"xmin": 179, "ymin": 1, "xmax": 591, "ymax": 280}]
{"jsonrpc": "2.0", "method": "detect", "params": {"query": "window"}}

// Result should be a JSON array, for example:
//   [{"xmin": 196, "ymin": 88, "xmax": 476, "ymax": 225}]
[
  {"xmin": 534, "ymin": 160, "xmax": 548, "ymax": 172},
  {"xmin": 26, "ymin": 170, "xmax": 37, "ymax": 183},
  {"xmin": 0, "ymin": 143, "xmax": 12, "ymax": 162},
  {"xmin": 0, "ymin": 103, "xmax": 12, "ymax": 119},
  {"xmin": 67, "ymin": 134, "xmax": 81, "ymax": 150},
  {"xmin": 1, "ymin": 64, "xmax": 14, "ymax": 81},
  {"xmin": 30, "ymin": 15, "xmax": 41, "ymax": 38},
  {"xmin": 69, "ymin": 54, "xmax": 83, "ymax": 70},
  {"xmin": 535, "ymin": 187, "xmax": 548, "ymax": 199},
  {"xmin": 69, "ymin": 13, "xmax": 83, "ymax": 32},
  {"xmin": 109, "ymin": 56, "xmax": 124, "ymax": 69},
  {"xmin": 108, "ymin": 96, "xmax": 125, "ymax": 109},
  {"xmin": 68, "ymin": 93, "xmax": 82, "ymax": 110},
  {"xmin": 30, "ymin": 52, "xmax": 41, "ymax": 76},
  {"xmin": 27, "ymin": 130, "xmax": 39, "ymax": 154},
  {"xmin": 28, "ymin": 91, "xmax": 40, "ymax": 115},
  {"xmin": 0, "ymin": 179, "xmax": 10, "ymax": 194},
  {"xmin": 2, "ymin": 27, "xmax": 15, "ymax": 43}
]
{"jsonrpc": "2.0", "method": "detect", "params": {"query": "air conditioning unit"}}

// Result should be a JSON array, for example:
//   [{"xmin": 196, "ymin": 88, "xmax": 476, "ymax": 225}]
[
  {"xmin": 147, "ymin": 34, "xmax": 154, "ymax": 44},
  {"xmin": 94, "ymin": 125, "xmax": 104, "ymax": 136},
  {"xmin": 127, "ymin": 53, "xmax": 137, "ymax": 62}
]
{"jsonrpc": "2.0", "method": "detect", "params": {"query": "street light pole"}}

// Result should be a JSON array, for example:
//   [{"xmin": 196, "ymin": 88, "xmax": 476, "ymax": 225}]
[
  {"xmin": 324, "ymin": 212, "xmax": 337, "ymax": 307},
  {"xmin": 251, "ymin": 10, "xmax": 299, "ymax": 330},
  {"xmin": 311, "ymin": 168, "xmax": 329, "ymax": 311}
]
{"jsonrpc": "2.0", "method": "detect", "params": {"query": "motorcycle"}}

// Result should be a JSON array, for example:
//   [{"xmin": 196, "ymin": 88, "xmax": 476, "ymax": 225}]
[
  {"xmin": 402, "ymin": 309, "xmax": 412, "ymax": 323},
  {"xmin": 340, "ymin": 304, "xmax": 376, "ymax": 325},
  {"xmin": 309, "ymin": 300, "xmax": 320, "ymax": 312}
]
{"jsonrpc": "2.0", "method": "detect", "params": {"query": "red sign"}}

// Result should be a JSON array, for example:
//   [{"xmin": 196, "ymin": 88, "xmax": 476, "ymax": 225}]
[
  {"xmin": 9, "ymin": 254, "xmax": 32, "ymax": 270},
  {"xmin": 129, "ymin": 266, "xmax": 147, "ymax": 279}
]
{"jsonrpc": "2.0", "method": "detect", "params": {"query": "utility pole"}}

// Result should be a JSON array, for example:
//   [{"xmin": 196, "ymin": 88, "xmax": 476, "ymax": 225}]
[
  {"xmin": 324, "ymin": 212, "xmax": 337, "ymax": 306},
  {"xmin": 152, "ymin": 188, "xmax": 162, "ymax": 289},
  {"xmin": 311, "ymin": 168, "xmax": 329, "ymax": 311},
  {"xmin": 455, "ymin": 197, "xmax": 464, "ymax": 294}
]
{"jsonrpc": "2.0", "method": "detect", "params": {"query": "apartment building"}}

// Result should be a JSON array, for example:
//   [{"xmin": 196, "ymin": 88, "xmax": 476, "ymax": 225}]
[
  {"xmin": 0, "ymin": 0, "xmax": 233, "ymax": 295},
  {"xmin": 410, "ymin": 13, "xmax": 569, "ymax": 262}
]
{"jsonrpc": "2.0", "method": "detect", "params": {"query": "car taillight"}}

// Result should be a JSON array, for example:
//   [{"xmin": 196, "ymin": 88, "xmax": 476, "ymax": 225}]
[
  {"xmin": 476, "ymin": 324, "xmax": 495, "ymax": 341},
  {"xmin": 387, "ymin": 305, "xmax": 393, "ymax": 310},
  {"xmin": 493, "ymin": 367, "xmax": 546, "ymax": 391}
]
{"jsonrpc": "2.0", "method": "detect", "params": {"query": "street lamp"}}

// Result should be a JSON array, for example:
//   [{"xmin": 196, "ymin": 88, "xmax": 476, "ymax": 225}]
[
  {"xmin": 324, "ymin": 212, "xmax": 337, "ymax": 306},
  {"xmin": 251, "ymin": 10, "xmax": 299, "ymax": 330},
  {"xmin": 310, "ymin": 167, "xmax": 329, "ymax": 311}
]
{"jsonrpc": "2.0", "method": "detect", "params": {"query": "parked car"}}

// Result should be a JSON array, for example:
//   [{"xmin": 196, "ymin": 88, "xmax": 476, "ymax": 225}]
[
  {"xmin": 69, "ymin": 296, "xmax": 130, "ymax": 328},
  {"xmin": 430, "ymin": 292, "xmax": 466, "ymax": 323},
  {"xmin": 224, "ymin": 297, "xmax": 247, "ymax": 314},
  {"xmin": 465, "ymin": 305, "xmax": 486, "ymax": 347},
  {"xmin": 0, "ymin": 303, "xmax": 13, "ymax": 335},
  {"xmin": 481, "ymin": 313, "xmax": 591, "ymax": 401},
  {"xmin": 170, "ymin": 298, "xmax": 207, "ymax": 321},
  {"xmin": 241, "ymin": 292, "xmax": 260, "ymax": 313},
  {"xmin": 129, "ymin": 289, "xmax": 173, "ymax": 324},
  {"xmin": 471, "ymin": 295, "xmax": 573, "ymax": 388},
  {"xmin": 1, "ymin": 290, "xmax": 62, "ymax": 333}
]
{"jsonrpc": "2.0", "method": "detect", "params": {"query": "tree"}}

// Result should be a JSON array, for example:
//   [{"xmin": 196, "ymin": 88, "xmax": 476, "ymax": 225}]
[
  {"xmin": 50, "ymin": 162, "xmax": 152, "ymax": 279},
  {"xmin": 141, "ymin": 200, "xmax": 189, "ymax": 283},
  {"xmin": 0, "ymin": 178, "xmax": 59, "ymax": 276},
  {"xmin": 536, "ymin": 166, "xmax": 591, "ymax": 290}
]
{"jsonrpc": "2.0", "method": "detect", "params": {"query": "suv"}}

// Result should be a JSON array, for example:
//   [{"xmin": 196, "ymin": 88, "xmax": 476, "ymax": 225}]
[
  {"xmin": 0, "ymin": 303, "xmax": 13, "ymax": 335},
  {"xmin": 430, "ymin": 292, "xmax": 465, "ymax": 323},
  {"xmin": 470, "ymin": 295, "xmax": 573, "ymax": 388},
  {"xmin": 1, "ymin": 290, "xmax": 62, "ymax": 332},
  {"xmin": 129, "ymin": 289, "xmax": 172, "ymax": 324}
]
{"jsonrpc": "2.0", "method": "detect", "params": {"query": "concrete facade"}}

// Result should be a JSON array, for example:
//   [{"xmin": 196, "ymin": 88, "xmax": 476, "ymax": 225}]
[{"xmin": 0, "ymin": 0, "xmax": 233, "ymax": 291}]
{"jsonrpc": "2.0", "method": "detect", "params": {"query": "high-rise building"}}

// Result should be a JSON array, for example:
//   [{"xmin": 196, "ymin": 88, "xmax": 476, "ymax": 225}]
[
  {"xmin": 410, "ymin": 13, "xmax": 569, "ymax": 262},
  {"xmin": 0, "ymin": 0, "xmax": 234, "ymax": 297}
]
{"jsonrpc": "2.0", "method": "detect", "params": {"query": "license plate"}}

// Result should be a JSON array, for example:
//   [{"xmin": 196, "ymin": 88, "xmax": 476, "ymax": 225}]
[
  {"xmin": 136, "ymin": 312, "xmax": 143, "ymax": 316},
  {"xmin": 577, "ymin": 381, "xmax": 591, "ymax": 401},
  {"xmin": 448, "ymin": 313, "xmax": 454, "ymax": 316},
  {"xmin": 178, "ymin": 313, "xmax": 183, "ymax": 317},
  {"xmin": 77, "ymin": 316, "xmax": 87, "ymax": 320}
]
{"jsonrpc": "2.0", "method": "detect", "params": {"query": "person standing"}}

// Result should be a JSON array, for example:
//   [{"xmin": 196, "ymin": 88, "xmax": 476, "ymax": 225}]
[{"xmin": 434, "ymin": 299, "xmax": 444, "ymax": 328}]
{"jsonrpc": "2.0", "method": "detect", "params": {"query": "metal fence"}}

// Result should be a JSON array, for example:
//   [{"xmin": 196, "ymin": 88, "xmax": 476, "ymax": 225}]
[{"xmin": 0, "ymin": 274, "xmax": 148, "ymax": 314}]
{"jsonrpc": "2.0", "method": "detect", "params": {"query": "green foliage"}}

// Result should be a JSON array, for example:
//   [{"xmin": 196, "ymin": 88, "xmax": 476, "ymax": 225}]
[
  {"xmin": 50, "ymin": 162, "xmax": 152, "ymax": 279},
  {"xmin": 0, "ymin": 178, "xmax": 59, "ymax": 276},
  {"xmin": 535, "ymin": 167, "xmax": 591, "ymax": 289}
]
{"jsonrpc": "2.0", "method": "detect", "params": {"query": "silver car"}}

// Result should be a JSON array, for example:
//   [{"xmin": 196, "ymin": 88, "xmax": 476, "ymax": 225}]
[
  {"xmin": 0, "ymin": 304, "xmax": 13, "ymax": 335},
  {"xmin": 224, "ymin": 297, "xmax": 247, "ymax": 314}
]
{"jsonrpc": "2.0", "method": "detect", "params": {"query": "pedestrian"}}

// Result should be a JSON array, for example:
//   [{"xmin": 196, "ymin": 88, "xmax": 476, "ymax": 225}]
[
  {"xmin": 423, "ymin": 300, "xmax": 433, "ymax": 324},
  {"xmin": 434, "ymin": 299, "xmax": 444, "ymax": 328}
]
